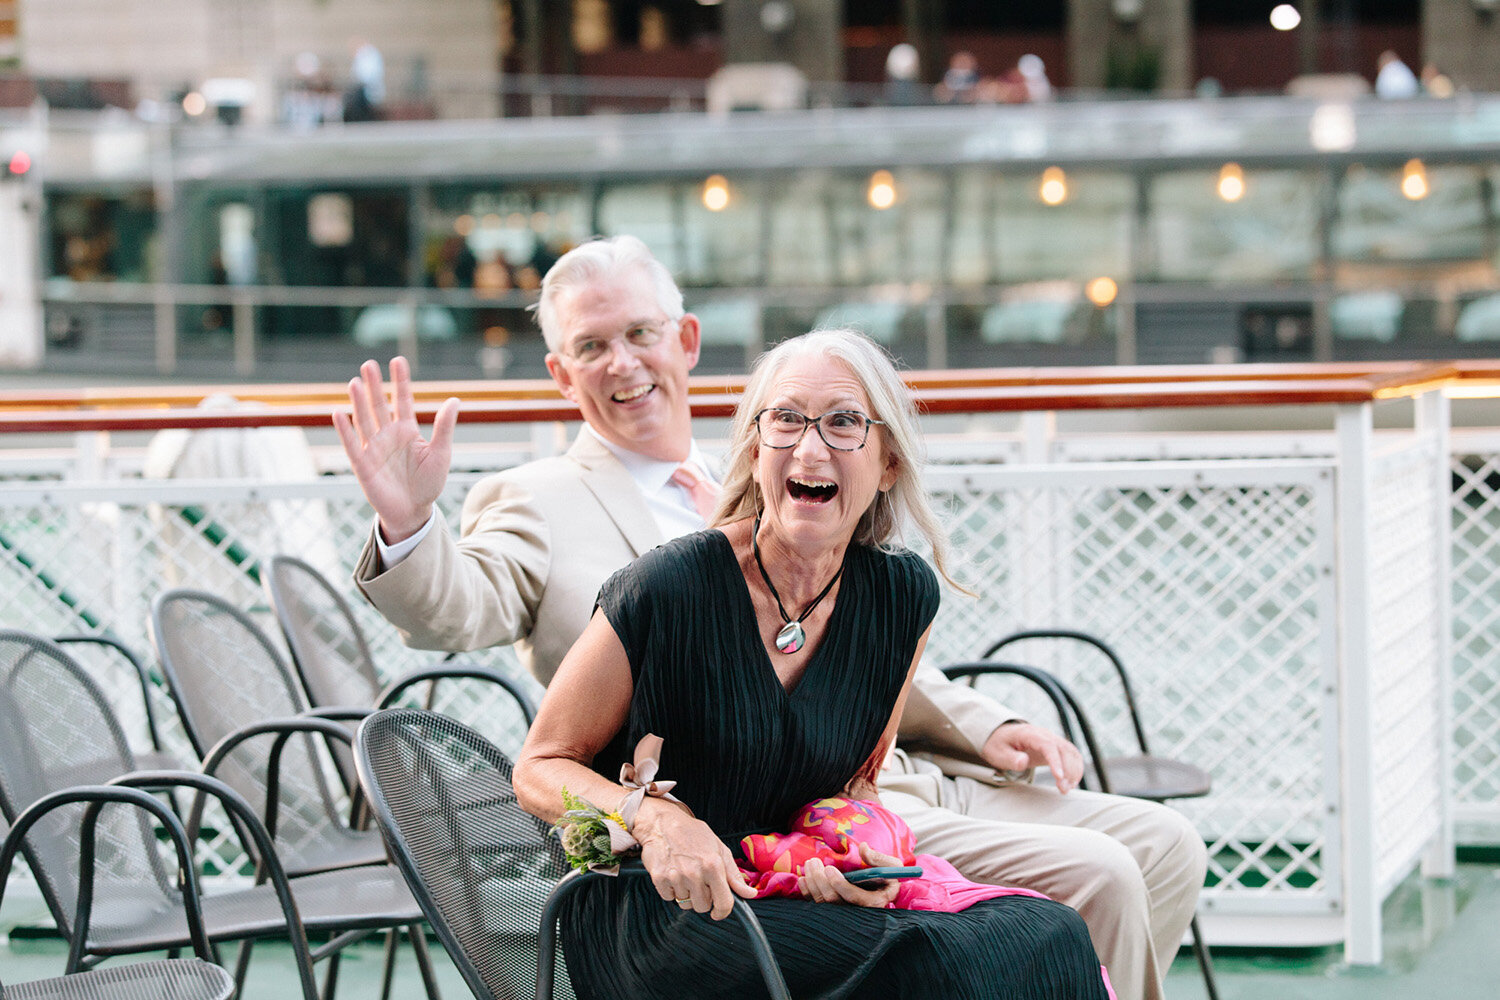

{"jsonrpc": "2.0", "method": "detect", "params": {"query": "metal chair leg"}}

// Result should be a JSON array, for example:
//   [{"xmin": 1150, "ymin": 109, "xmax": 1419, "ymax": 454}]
[
  {"xmin": 377, "ymin": 929, "xmax": 399, "ymax": 1000},
  {"xmin": 1189, "ymin": 913, "xmax": 1220, "ymax": 1000},
  {"xmin": 408, "ymin": 923, "xmax": 443, "ymax": 1000},
  {"xmin": 319, "ymin": 951, "xmax": 342, "ymax": 1000},
  {"xmin": 232, "ymin": 938, "xmax": 255, "ymax": 995}
]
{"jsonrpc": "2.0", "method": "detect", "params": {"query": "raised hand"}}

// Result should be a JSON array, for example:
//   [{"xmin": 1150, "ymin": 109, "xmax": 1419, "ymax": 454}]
[{"xmin": 332, "ymin": 356, "xmax": 460, "ymax": 544}]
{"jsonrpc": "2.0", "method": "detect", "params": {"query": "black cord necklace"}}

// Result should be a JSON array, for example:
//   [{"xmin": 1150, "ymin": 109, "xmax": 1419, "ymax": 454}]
[{"xmin": 752, "ymin": 515, "xmax": 843, "ymax": 654}]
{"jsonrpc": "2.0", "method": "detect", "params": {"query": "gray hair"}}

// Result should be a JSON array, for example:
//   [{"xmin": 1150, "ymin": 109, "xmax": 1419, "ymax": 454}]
[
  {"xmin": 532, "ymin": 235, "xmax": 684, "ymax": 352},
  {"xmin": 712, "ymin": 329, "xmax": 965, "ymax": 591}
]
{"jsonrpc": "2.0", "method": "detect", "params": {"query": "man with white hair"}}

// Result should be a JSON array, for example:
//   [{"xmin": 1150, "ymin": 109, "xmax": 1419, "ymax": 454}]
[{"xmin": 336, "ymin": 235, "xmax": 1205, "ymax": 1000}]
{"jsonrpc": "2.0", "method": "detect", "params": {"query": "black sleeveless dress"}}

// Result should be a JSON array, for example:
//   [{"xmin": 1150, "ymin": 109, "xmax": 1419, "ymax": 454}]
[{"xmin": 559, "ymin": 531, "xmax": 1108, "ymax": 1000}]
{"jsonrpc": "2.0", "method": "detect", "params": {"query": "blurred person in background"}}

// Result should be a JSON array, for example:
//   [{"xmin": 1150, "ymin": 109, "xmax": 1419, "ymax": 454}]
[{"xmin": 1375, "ymin": 50, "xmax": 1419, "ymax": 99}]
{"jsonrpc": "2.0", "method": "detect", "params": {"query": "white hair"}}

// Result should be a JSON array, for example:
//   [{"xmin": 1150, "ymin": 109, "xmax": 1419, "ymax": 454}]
[{"xmin": 532, "ymin": 235, "xmax": 684, "ymax": 352}]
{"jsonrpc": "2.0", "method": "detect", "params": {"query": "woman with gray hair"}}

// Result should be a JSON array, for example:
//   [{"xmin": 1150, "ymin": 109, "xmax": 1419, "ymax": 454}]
[{"xmin": 515, "ymin": 329, "xmax": 1110, "ymax": 999}]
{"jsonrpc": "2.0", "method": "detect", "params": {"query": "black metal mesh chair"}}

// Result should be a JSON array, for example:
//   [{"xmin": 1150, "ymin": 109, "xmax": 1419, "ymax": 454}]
[
  {"xmin": 950, "ymin": 626, "xmax": 1220, "ymax": 1000},
  {"xmin": 0, "ymin": 630, "xmax": 403, "ymax": 998},
  {"xmin": 53, "ymin": 633, "xmax": 184, "ymax": 773},
  {"xmin": 982, "ymin": 630, "xmax": 1212, "ymax": 801},
  {"xmin": 0, "ymin": 779, "xmax": 235, "ymax": 1000},
  {"xmin": 0, "ymin": 959, "xmax": 234, "ymax": 1000},
  {"xmin": 353, "ymin": 709, "xmax": 790, "ymax": 1000},
  {"xmin": 262, "ymin": 554, "xmax": 537, "ymax": 779},
  {"xmin": 149, "ymin": 588, "xmax": 389, "ymax": 877}
]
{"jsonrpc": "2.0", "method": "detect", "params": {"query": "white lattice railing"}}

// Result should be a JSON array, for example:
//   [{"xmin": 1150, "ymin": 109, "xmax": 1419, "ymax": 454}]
[
  {"xmin": 1449, "ymin": 429, "xmax": 1500, "ymax": 849},
  {"xmin": 0, "ymin": 388, "xmax": 1468, "ymax": 965}
]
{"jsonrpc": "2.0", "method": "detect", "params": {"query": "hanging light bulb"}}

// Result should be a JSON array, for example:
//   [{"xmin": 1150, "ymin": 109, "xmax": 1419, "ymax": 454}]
[
  {"xmin": 867, "ymin": 170, "xmax": 897, "ymax": 210},
  {"xmin": 702, "ymin": 174, "xmax": 730, "ymax": 212},
  {"xmin": 1217, "ymin": 162, "xmax": 1246, "ymax": 202},
  {"xmin": 1039, "ymin": 166, "xmax": 1068, "ymax": 206},
  {"xmin": 1086, "ymin": 276, "xmax": 1119, "ymax": 308},
  {"xmin": 1269, "ymin": 4, "xmax": 1302, "ymax": 30},
  {"xmin": 1401, "ymin": 159, "xmax": 1429, "ymax": 200}
]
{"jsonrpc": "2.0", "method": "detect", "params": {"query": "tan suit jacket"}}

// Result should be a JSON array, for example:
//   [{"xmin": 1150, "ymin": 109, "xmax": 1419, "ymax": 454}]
[{"xmin": 354, "ymin": 428, "xmax": 1014, "ymax": 762}]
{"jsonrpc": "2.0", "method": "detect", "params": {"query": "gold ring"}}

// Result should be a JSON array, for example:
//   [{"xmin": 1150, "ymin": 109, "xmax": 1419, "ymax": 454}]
[{"xmin": 674, "ymin": 896, "xmax": 691, "ymax": 904}]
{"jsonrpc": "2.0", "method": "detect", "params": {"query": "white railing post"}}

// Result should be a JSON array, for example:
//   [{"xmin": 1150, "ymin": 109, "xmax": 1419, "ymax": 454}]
[
  {"xmin": 1334, "ymin": 400, "xmax": 1379, "ymax": 965},
  {"xmin": 1418, "ymin": 389, "xmax": 1456, "ymax": 880}
]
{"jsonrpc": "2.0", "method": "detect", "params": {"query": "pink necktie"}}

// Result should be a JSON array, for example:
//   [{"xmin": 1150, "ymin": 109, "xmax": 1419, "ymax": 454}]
[{"xmin": 670, "ymin": 461, "xmax": 721, "ymax": 524}]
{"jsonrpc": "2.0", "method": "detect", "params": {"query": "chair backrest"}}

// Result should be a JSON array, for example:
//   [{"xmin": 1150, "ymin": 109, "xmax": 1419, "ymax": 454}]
[
  {"xmin": 982, "ymin": 629, "xmax": 1152, "ymax": 754},
  {"xmin": 263, "ymin": 555, "xmax": 382, "ymax": 710},
  {"xmin": 149, "ymin": 588, "xmax": 348, "ymax": 868},
  {"xmin": 354, "ymin": 708, "xmax": 574, "ymax": 1000},
  {"xmin": 53, "ymin": 633, "xmax": 178, "ymax": 767},
  {"xmin": 263, "ymin": 553, "xmax": 539, "ymax": 765},
  {"xmin": 0, "ymin": 630, "xmax": 178, "ymax": 943},
  {"xmin": 941, "ymin": 659, "xmax": 1115, "ymax": 793}
]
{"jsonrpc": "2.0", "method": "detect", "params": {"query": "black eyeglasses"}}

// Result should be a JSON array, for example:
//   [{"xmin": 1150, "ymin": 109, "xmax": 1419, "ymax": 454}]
[{"xmin": 754, "ymin": 408, "xmax": 885, "ymax": 452}]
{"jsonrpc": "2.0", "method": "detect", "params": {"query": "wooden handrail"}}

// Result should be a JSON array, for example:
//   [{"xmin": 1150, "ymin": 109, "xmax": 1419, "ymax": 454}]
[
  {"xmin": 0, "ymin": 360, "xmax": 1475, "ymax": 415},
  {"xmin": 0, "ymin": 362, "xmax": 1474, "ymax": 435}
]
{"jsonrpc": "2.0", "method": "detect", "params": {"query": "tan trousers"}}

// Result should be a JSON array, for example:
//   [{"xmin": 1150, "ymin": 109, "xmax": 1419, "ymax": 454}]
[{"xmin": 880, "ymin": 753, "xmax": 1207, "ymax": 1000}]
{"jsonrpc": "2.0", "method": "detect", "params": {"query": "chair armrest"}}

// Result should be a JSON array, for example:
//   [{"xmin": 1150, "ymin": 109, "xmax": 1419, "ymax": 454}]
[
  {"xmin": 940, "ymin": 661, "xmax": 1116, "ymax": 794},
  {"xmin": 535, "ymin": 861, "xmax": 790, "ymax": 1000},
  {"xmin": 106, "ymin": 769, "xmax": 320, "ymax": 1000},
  {"xmin": 377, "ymin": 662, "xmax": 538, "ymax": 725},
  {"xmin": 982, "ymin": 629, "xmax": 1152, "ymax": 753},
  {"xmin": 302, "ymin": 705, "xmax": 375, "ymax": 723},
  {"xmin": 0, "ymin": 782, "xmax": 215, "ymax": 965},
  {"xmin": 197, "ymin": 716, "xmax": 365, "ymax": 841}
]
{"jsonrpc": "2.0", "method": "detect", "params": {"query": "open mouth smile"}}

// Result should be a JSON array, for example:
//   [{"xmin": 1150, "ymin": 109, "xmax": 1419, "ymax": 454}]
[
  {"xmin": 787, "ymin": 476, "xmax": 838, "ymax": 504},
  {"xmin": 612, "ymin": 384, "xmax": 655, "ymax": 403}
]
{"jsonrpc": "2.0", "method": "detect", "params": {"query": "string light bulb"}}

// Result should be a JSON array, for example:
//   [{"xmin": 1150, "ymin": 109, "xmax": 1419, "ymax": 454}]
[
  {"xmin": 702, "ymin": 174, "xmax": 730, "ymax": 212},
  {"xmin": 867, "ymin": 170, "xmax": 897, "ymax": 210},
  {"xmin": 1039, "ymin": 166, "xmax": 1068, "ymax": 206},
  {"xmin": 1269, "ymin": 4, "xmax": 1302, "ymax": 30},
  {"xmin": 1217, "ymin": 162, "xmax": 1246, "ymax": 202},
  {"xmin": 1401, "ymin": 159, "xmax": 1429, "ymax": 200},
  {"xmin": 1086, "ymin": 277, "xmax": 1119, "ymax": 308}
]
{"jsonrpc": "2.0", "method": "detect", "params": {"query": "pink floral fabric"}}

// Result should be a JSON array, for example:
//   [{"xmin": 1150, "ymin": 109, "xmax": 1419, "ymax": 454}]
[
  {"xmin": 738, "ymin": 796, "xmax": 1049, "ymax": 912},
  {"xmin": 738, "ymin": 796, "xmax": 1117, "ymax": 999}
]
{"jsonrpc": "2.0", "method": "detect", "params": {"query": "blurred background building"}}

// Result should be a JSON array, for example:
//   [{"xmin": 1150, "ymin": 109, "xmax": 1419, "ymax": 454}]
[{"xmin": 1, "ymin": 0, "xmax": 1498, "ymax": 379}]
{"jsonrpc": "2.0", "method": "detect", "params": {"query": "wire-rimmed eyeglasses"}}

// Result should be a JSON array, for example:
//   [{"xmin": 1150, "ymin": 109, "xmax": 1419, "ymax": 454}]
[{"xmin": 754, "ymin": 407, "xmax": 885, "ymax": 452}]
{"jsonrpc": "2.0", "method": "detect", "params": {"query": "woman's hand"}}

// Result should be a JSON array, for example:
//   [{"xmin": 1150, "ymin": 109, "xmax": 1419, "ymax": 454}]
[
  {"xmin": 797, "ymin": 843, "xmax": 903, "ymax": 909},
  {"xmin": 637, "ymin": 805, "xmax": 758, "ymax": 921}
]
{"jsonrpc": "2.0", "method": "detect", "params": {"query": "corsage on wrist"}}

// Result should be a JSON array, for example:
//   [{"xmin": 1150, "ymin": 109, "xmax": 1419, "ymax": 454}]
[{"xmin": 555, "ymin": 733, "xmax": 680, "ymax": 875}]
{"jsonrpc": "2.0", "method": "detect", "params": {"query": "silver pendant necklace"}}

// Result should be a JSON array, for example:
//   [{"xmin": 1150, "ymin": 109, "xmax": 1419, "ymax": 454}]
[{"xmin": 752, "ymin": 516, "xmax": 843, "ymax": 655}]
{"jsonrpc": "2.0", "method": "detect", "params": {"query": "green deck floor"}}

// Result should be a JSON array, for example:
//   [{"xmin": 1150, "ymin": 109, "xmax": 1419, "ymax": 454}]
[{"xmin": 4, "ymin": 860, "xmax": 1497, "ymax": 998}]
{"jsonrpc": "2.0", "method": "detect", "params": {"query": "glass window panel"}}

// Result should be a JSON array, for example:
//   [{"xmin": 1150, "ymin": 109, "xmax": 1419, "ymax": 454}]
[
  {"xmin": 1148, "ymin": 167, "xmax": 1319, "ymax": 282},
  {"xmin": 947, "ymin": 170, "xmax": 995, "ymax": 287},
  {"xmin": 676, "ymin": 174, "xmax": 765, "ymax": 288},
  {"xmin": 1333, "ymin": 163, "xmax": 1489, "ymax": 265},
  {"xmin": 426, "ymin": 183, "xmax": 587, "ymax": 293},
  {"xmin": 46, "ymin": 188, "xmax": 158, "ymax": 283},
  {"xmin": 764, "ymin": 169, "xmax": 835, "ymax": 287},
  {"xmin": 595, "ymin": 181, "xmax": 684, "ymax": 276},
  {"xmin": 986, "ymin": 170, "xmax": 1132, "ymax": 283},
  {"xmin": 255, "ymin": 186, "xmax": 410, "ymax": 288},
  {"xmin": 178, "ymin": 185, "xmax": 255, "ymax": 285},
  {"xmin": 820, "ymin": 167, "xmax": 950, "ymax": 286}
]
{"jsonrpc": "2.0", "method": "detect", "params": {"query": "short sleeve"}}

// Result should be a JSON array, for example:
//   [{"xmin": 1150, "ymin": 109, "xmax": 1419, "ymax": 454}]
[
  {"xmin": 596, "ymin": 557, "xmax": 656, "ymax": 681},
  {"xmin": 888, "ymin": 548, "xmax": 941, "ymax": 646},
  {"xmin": 595, "ymin": 532, "xmax": 718, "ymax": 682}
]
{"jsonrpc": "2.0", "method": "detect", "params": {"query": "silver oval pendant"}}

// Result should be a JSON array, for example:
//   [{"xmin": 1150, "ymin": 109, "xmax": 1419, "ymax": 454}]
[{"xmin": 775, "ymin": 621, "xmax": 805, "ymax": 654}]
